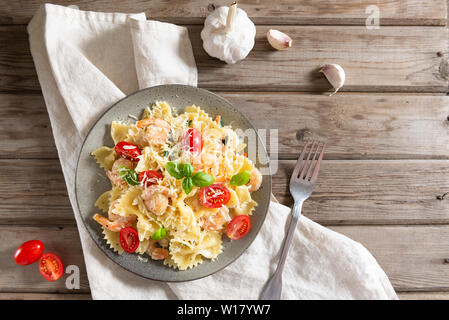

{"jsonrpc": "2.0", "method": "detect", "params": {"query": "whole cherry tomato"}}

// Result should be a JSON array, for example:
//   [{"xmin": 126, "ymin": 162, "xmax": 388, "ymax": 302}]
[{"xmin": 14, "ymin": 240, "xmax": 44, "ymax": 266}]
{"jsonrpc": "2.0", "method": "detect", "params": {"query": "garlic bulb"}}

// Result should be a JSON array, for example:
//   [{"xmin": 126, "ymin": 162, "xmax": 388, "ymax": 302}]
[
  {"xmin": 267, "ymin": 29, "xmax": 292, "ymax": 50},
  {"xmin": 201, "ymin": 2, "xmax": 256, "ymax": 64},
  {"xmin": 320, "ymin": 64, "xmax": 345, "ymax": 96}
]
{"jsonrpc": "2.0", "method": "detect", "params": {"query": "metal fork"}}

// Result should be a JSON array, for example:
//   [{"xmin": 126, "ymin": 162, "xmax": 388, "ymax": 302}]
[{"xmin": 260, "ymin": 141, "xmax": 326, "ymax": 300}]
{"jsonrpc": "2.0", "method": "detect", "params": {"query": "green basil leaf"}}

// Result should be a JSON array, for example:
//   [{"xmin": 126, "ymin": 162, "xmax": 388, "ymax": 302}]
[
  {"xmin": 192, "ymin": 172, "xmax": 214, "ymax": 187},
  {"xmin": 152, "ymin": 227, "xmax": 167, "ymax": 240},
  {"xmin": 230, "ymin": 170, "xmax": 251, "ymax": 186},
  {"xmin": 166, "ymin": 162, "xmax": 184, "ymax": 179},
  {"xmin": 182, "ymin": 177, "xmax": 194, "ymax": 194},
  {"xmin": 118, "ymin": 165, "xmax": 140, "ymax": 186},
  {"xmin": 182, "ymin": 163, "xmax": 193, "ymax": 178},
  {"xmin": 162, "ymin": 150, "xmax": 169, "ymax": 157}
]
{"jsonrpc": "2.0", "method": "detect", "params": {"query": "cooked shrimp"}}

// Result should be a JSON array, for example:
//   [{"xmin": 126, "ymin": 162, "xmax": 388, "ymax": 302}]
[
  {"xmin": 93, "ymin": 213, "xmax": 136, "ymax": 232},
  {"xmin": 108, "ymin": 200, "xmax": 120, "ymax": 221},
  {"xmin": 137, "ymin": 118, "xmax": 170, "ymax": 146},
  {"xmin": 199, "ymin": 206, "xmax": 231, "ymax": 231},
  {"xmin": 106, "ymin": 158, "xmax": 135, "ymax": 186},
  {"xmin": 192, "ymin": 157, "xmax": 203, "ymax": 172},
  {"xmin": 158, "ymin": 237, "xmax": 169, "ymax": 248},
  {"xmin": 141, "ymin": 185, "xmax": 174, "ymax": 215},
  {"xmin": 213, "ymin": 176, "xmax": 227, "ymax": 183},
  {"xmin": 147, "ymin": 239, "xmax": 169, "ymax": 260},
  {"xmin": 201, "ymin": 151, "xmax": 218, "ymax": 167},
  {"xmin": 248, "ymin": 168, "xmax": 262, "ymax": 192}
]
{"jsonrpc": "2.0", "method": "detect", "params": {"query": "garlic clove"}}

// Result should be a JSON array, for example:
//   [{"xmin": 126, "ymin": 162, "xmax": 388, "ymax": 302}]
[
  {"xmin": 267, "ymin": 29, "xmax": 293, "ymax": 50},
  {"xmin": 320, "ymin": 64, "xmax": 345, "ymax": 96}
]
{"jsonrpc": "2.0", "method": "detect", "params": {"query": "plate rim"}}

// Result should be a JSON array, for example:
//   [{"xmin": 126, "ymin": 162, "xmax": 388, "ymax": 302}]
[{"xmin": 74, "ymin": 84, "xmax": 272, "ymax": 282}]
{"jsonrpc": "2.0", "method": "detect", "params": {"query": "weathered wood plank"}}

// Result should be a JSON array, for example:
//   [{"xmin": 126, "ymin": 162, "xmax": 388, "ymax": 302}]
[
  {"xmin": 194, "ymin": 25, "xmax": 449, "ymax": 92},
  {"xmin": 0, "ymin": 26, "xmax": 38, "ymax": 93},
  {"xmin": 1, "ymin": 159, "xmax": 448, "ymax": 225},
  {"xmin": 2, "ymin": 225, "xmax": 448, "ymax": 292},
  {"xmin": 398, "ymin": 292, "xmax": 449, "ymax": 300},
  {"xmin": 0, "ymin": 0, "xmax": 446, "ymax": 26},
  {"xmin": 226, "ymin": 93, "xmax": 449, "ymax": 160},
  {"xmin": 1, "ymin": 291, "xmax": 448, "ymax": 300},
  {"xmin": 2, "ymin": 93, "xmax": 449, "ymax": 160},
  {"xmin": 0, "ymin": 226, "xmax": 89, "ymax": 293},
  {"xmin": 276, "ymin": 160, "xmax": 449, "ymax": 224},
  {"xmin": 2, "ymin": 25, "xmax": 447, "ymax": 93},
  {"xmin": 0, "ymin": 293, "xmax": 91, "ymax": 300},
  {"xmin": 0, "ymin": 94, "xmax": 57, "ymax": 158},
  {"xmin": 0, "ymin": 159, "xmax": 74, "ymax": 225},
  {"xmin": 3, "ymin": 292, "xmax": 449, "ymax": 300},
  {"xmin": 330, "ymin": 225, "xmax": 449, "ymax": 291}
]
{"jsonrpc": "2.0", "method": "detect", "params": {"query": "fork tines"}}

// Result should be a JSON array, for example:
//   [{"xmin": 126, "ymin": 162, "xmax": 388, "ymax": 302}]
[{"xmin": 292, "ymin": 141, "xmax": 326, "ymax": 182}]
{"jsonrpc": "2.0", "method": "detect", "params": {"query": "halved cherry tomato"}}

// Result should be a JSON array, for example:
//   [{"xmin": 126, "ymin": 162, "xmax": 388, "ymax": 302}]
[
  {"xmin": 225, "ymin": 215, "xmax": 251, "ymax": 240},
  {"xmin": 138, "ymin": 170, "xmax": 163, "ymax": 188},
  {"xmin": 120, "ymin": 227, "xmax": 140, "ymax": 253},
  {"xmin": 14, "ymin": 240, "xmax": 44, "ymax": 266},
  {"xmin": 182, "ymin": 128, "xmax": 202, "ymax": 156},
  {"xmin": 114, "ymin": 141, "xmax": 141, "ymax": 162},
  {"xmin": 200, "ymin": 184, "xmax": 231, "ymax": 208},
  {"xmin": 38, "ymin": 253, "xmax": 63, "ymax": 281}
]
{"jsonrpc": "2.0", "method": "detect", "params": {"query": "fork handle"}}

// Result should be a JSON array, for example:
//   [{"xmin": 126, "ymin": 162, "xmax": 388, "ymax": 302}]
[
  {"xmin": 277, "ymin": 201, "xmax": 303, "ymax": 272},
  {"xmin": 260, "ymin": 201, "xmax": 303, "ymax": 300}
]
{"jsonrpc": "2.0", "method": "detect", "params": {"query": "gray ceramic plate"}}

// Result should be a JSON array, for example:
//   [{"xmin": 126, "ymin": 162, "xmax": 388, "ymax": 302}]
[{"xmin": 75, "ymin": 85, "xmax": 271, "ymax": 282}]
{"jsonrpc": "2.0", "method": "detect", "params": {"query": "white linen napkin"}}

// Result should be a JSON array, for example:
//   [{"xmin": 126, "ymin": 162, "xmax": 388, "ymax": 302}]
[{"xmin": 27, "ymin": 4, "xmax": 397, "ymax": 300}]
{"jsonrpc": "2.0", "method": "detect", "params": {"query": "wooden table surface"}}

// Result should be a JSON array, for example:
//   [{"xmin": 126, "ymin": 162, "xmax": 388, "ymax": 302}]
[{"xmin": 1, "ymin": 0, "xmax": 449, "ymax": 300}]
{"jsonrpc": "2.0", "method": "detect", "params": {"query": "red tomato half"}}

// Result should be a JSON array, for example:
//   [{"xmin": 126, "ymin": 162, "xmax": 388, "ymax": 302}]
[
  {"xmin": 200, "ymin": 184, "xmax": 231, "ymax": 208},
  {"xmin": 138, "ymin": 170, "xmax": 163, "ymax": 188},
  {"xmin": 120, "ymin": 227, "xmax": 140, "ymax": 253},
  {"xmin": 225, "ymin": 215, "xmax": 251, "ymax": 240},
  {"xmin": 14, "ymin": 240, "xmax": 44, "ymax": 266},
  {"xmin": 182, "ymin": 128, "xmax": 202, "ymax": 156},
  {"xmin": 115, "ymin": 141, "xmax": 141, "ymax": 162},
  {"xmin": 38, "ymin": 253, "xmax": 63, "ymax": 281}
]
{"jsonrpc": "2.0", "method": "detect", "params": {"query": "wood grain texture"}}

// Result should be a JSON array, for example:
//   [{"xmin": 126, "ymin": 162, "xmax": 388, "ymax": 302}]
[
  {"xmin": 1, "ymin": 159, "xmax": 448, "ymax": 225},
  {"xmin": 398, "ymin": 292, "xmax": 449, "ymax": 300},
  {"xmin": 0, "ymin": 0, "xmax": 446, "ymax": 26},
  {"xmin": 0, "ymin": 159, "xmax": 73, "ymax": 225},
  {"xmin": 329, "ymin": 225, "xmax": 449, "ymax": 291},
  {"xmin": 225, "ymin": 93, "xmax": 449, "ymax": 160},
  {"xmin": 0, "ymin": 293, "xmax": 91, "ymax": 300},
  {"xmin": 2, "ymin": 292, "xmax": 448, "ymax": 300},
  {"xmin": 2, "ymin": 93, "xmax": 449, "ymax": 160},
  {"xmin": 2, "ymin": 25, "xmax": 448, "ymax": 93},
  {"xmin": 0, "ymin": 26, "xmax": 38, "ymax": 93},
  {"xmin": 276, "ymin": 160, "xmax": 449, "ymax": 224},
  {"xmin": 194, "ymin": 25, "xmax": 449, "ymax": 92},
  {"xmin": 1, "ymin": 0, "xmax": 448, "ymax": 300},
  {"xmin": 0, "ymin": 94, "xmax": 57, "ymax": 158},
  {"xmin": 0, "ymin": 226, "xmax": 89, "ymax": 293},
  {"xmin": 2, "ymin": 225, "xmax": 449, "ymax": 292}
]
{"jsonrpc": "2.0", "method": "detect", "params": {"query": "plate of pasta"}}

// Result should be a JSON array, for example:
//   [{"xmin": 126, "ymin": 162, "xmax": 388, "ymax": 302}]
[{"xmin": 75, "ymin": 85, "xmax": 271, "ymax": 281}]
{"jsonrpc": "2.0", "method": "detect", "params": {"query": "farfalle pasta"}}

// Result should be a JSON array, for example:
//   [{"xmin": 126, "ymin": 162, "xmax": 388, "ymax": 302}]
[{"xmin": 91, "ymin": 101, "xmax": 262, "ymax": 270}]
